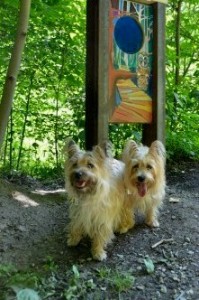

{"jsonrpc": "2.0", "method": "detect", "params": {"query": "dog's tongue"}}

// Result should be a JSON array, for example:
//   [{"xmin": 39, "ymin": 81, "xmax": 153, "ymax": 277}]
[
  {"xmin": 75, "ymin": 180, "xmax": 86, "ymax": 188},
  {"xmin": 137, "ymin": 182, "xmax": 147, "ymax": 197}
]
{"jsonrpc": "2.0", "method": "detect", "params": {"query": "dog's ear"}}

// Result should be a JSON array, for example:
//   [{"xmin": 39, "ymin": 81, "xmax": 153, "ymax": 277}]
[
  {"xmin": 92, "ymin": 145, "xmax": 106, "ymax": 161},
  {"xmin": 150, "ymin": 140, "xmax": 166, "ymax": 159},
  {"xmin": 64, "ymin": 138, "xmax": 80, "ymax": 159},
  {"xmin": 122, "ymin": 140, "xmax": 138, "ymax": 161},
  {"xmin": 99, "ymin": 140, "xmax": 113, "ymax": 158}
]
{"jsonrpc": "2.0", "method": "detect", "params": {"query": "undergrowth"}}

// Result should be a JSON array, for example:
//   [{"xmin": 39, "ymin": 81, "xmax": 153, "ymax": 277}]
[{"xmin": 0, "ymin": 261, "xmax": 136, "ymax": 300}]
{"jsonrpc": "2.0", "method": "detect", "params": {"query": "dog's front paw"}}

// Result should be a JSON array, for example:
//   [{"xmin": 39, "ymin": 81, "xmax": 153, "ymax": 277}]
[
  {"xmin": 118, "ymin": 226, "xmax": 131, "ymax": 234},
  {"xmin": 92, "ymin": 250, "xmax": 107, "ymax": 261},
  {"xmin": 117, "ymin": 220, "xmax": 135, "ymax": 234},
  {"xmin": 118, "ymin": 227, "xmax": 129, "ymax": 234},
  {"xmin": 146, "ymin": 219, "xmax": 160, "ymax": 228}
]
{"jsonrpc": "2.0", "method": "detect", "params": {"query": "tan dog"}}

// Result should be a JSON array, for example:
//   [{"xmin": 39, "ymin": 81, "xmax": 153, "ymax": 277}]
[
  {"xmin": 64, "ymin": 139, "xmax": 133, "ymax": 261},
  {"xmin": 122, "ymin": 140, "xmax": 166, "ymax": 228}
]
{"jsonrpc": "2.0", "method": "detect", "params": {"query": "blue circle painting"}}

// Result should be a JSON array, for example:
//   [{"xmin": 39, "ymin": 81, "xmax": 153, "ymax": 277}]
[{"xmin": 114, "ymin": 16, "xmax": 144, "ymax": 54}]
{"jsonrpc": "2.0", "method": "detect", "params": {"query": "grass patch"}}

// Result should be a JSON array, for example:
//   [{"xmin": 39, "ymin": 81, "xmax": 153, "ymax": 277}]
[
  {"xmin": 0, "ymin": 263, "xmax": 135, "ymax": 300},
  {"xmin": 96, "ymin": 266, "xmax": 135, "ymax": 293}
]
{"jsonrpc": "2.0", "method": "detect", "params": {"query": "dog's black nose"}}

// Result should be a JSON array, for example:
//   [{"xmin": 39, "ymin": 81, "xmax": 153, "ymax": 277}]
[
  {"xmin": 137, "ymin": 175, "xmax": 145, "ymax": 182},
  {"xmin": 74, "ymin": 171, "xmax": 83, "ymax": 180}
]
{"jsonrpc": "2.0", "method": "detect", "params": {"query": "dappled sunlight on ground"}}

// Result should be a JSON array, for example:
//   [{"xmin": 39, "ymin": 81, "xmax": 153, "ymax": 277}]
[
  {"xmin": 32, "ymin": 188, "xmax": 65, "ymax": 196},
  {"xmin": 12, "ymin": 191, "xmax": 39, "ymax": 207}
]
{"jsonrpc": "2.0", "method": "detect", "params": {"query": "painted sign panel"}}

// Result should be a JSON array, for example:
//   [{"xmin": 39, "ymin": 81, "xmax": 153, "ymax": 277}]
[{"xmin": 109, "ymin": 0, "xmax": 154, "ymax": 123}]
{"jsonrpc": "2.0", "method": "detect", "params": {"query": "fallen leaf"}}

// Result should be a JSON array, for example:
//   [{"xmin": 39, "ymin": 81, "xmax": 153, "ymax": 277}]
[
  {"xmin": 16, "ymin": 288, "xmax": 40, "ymax": 300},
  {"xmin": 144, "ymin": 258, "xmax": 155, "ymax": 274},
  {"xmin": 169, "ymin": 197, "xmax": 180, "ymax": 203}
]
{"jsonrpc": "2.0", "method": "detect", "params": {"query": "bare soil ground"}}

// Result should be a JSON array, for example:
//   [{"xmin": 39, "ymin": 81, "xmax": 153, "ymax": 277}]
[{"xmin": 0, "ymin": 161, "xmax": 198, "ymax": 299}]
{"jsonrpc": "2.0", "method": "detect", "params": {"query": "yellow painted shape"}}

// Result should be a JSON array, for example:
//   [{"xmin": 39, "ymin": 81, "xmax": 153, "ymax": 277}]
[
  {"xmin": 133, "ymin": 0, "xmax": 168, "ymax": 4},
  {"xmin": 117, "ymin": 79, "xmax": 152, "ymax": 102},
  {"xmin": 111, "ymin": 79, "xmax": 152, "ymax": 123}
]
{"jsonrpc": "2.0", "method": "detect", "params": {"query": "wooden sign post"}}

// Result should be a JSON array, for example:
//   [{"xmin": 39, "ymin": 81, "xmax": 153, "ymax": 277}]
[{"xmin": 85, "ymin": 0, "xmax": 167, "ymax": 150}]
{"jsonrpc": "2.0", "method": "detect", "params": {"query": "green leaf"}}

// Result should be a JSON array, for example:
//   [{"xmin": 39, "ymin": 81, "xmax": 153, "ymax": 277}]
[
  {"xmin": 69, "ymin": 32, "xmax": 77, "ymax": 39},
  {"xmin": 72, "ymin": 265, "xmax": 80, "ymax": 279},
  {"xmin": 144, "ymin": 258, "xmax": 155, "ymax": 274}
]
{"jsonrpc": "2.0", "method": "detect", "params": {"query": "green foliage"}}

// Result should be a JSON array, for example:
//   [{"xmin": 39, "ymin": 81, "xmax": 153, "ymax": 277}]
[
  {"xmin": 0, "ymin": 262, "xmax": 135, "ymax": 299},
  {"xmin": 0, "ymin": 0, "xmax": 198, "ymax": 179},
  {"xmin": 62, "ymin": 265, "xmax": 97, "ymax": 300},
  {"xmin": 0, "ymin": 0, "xmax": 86, "ymax": 178},
  {"xmin": 109, "ymin": 123, "xmax": 142, "ymax": 157},
  {"xmin": 96, "ymin": 266, "xmax": 135, "ymax": 292},
  {"xmin": 0, "ymin": 264, "xmax": 41, "ymax": 300},
  {"xmin": 166, "ymin": 1, "xmax": 199, "ymax": 160},
  {"xmin": 109, "ymin": 270, "xmax": 135, "ymax": 292}
]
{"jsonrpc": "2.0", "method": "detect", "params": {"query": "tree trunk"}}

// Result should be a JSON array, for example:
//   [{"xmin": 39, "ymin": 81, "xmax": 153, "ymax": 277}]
[
  {"xmin": 16, "ymin": 71, "xmax": 35, "ymax": 171},
  {"xmin": 0, "ymin": 0, "xmax": 31, "ymax": 152},
  {"xmin": 172, "ymin": 0, "xmax": 182, "ymax": 121},
  {"xmin": 175, "ymin": 0, "xmax": 182, "ymax": 87}
]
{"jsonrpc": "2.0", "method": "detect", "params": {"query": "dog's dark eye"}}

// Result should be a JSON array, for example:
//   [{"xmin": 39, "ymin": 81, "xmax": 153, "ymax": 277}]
[
  {"xmin": 132, "ymin": 164, "xmax": 139, "ymax": 170},
  {"xmin": 72, "ymin": 162, "xmax": 78, "ymax": 168},
  {"xmin": 87, "ymin": 163, "xmax": 94, "ymax": 169},
  {"xmin": 147, "ymin": 164, "xmax": 153, "ymax": 170}
]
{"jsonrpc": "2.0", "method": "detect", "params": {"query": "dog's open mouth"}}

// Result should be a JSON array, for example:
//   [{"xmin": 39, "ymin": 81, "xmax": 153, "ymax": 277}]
[
  {"xmin": 74, "ymin": 180, "xmax": 88, "ymax": 190},
  {"xmin": 137, "ymin": 182, "xmax": 147, "ymax": 197}
]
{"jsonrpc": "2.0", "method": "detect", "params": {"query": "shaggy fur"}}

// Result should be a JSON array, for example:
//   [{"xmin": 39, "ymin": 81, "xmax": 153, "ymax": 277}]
[
  {"xmin": 122, "ymin": 140, "xmax": 166, "ymax": 228},
  {"xmin": 64, "ymin": 139, "xmax": 133, "ymax": 261}
]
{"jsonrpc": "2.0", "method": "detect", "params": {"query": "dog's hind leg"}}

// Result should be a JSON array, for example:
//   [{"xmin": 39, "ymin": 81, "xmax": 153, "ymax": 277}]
[{"xmin": 117, "ymin": 207, "xmax": 135, "ymax": 234}]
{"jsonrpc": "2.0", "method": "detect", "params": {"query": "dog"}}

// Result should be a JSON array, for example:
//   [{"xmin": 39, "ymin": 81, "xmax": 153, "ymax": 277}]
[
  {"xmin": 64, "ymin": 139, "xmax": 133, "ymax": 261},
  {"xmin": 122, "ymin": 140, "xmax": 166, "ymax": 228}
]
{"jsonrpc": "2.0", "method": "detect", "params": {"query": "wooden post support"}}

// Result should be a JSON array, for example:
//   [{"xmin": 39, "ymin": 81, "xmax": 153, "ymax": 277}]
[
  {"xmin": 85, "ymin": 0, "xmax": 109, "ymax": 150},
  {"xmin": 97, "ymin": 0, "xmax": 110, "ymax": 145},
  {"xmin": 142, "ymin": 3, "xmax": 166, "ymax": 145},
  {"xmin": 85, "ymin": 0, "xmax": 99, "ymax": 150}
]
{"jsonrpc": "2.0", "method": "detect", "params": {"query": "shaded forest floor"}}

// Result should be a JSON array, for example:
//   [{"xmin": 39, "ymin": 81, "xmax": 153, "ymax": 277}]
[{"xmin": 0, "ymin": 161, "xmax": 198, "ymax": 299}]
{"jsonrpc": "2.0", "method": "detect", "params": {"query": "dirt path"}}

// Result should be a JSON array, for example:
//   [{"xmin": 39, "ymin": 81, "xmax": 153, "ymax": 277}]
[{"xmin": 0, "ymin": 162, "xmax": 198, "ymax": 299}]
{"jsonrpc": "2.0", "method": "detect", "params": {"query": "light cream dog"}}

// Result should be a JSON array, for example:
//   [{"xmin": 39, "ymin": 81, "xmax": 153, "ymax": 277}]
[
  {"xmin": 122, "ymin": 140, "xmax": 166, "ymax": 228},
  {"xmin": 64, "ymin": 140, "xmax": 133, "ymax": 261}
]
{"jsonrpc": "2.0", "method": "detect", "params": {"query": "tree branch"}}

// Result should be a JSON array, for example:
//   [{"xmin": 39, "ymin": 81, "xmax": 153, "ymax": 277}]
[{"xmin": 182, "ymin": 51, "xmax": 197, "ymax": 78}]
